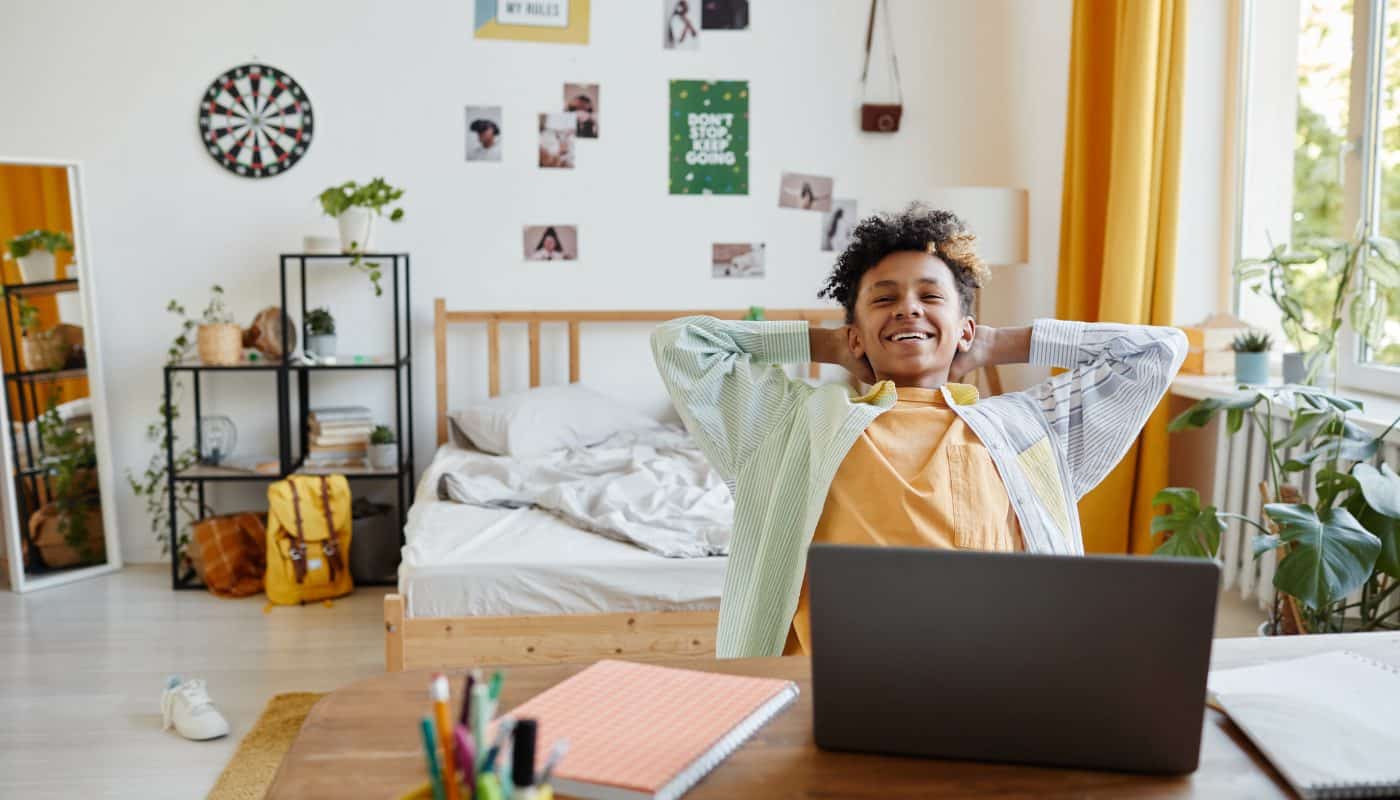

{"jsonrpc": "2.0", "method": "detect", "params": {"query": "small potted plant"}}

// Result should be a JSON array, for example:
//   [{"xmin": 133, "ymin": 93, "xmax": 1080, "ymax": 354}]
[
  {"xmin": 4, "ymin": 229, "xmax": 72, "ymax": 283},
  {"xmin": 304, "ymin": 307, "xmax": 336, "ymax": 359},
  {"xmin": 17, "ymin": 299, "xmax": 66, "ymax": 372},
  {"xmin": 1231, "ymin": 330, "xmax": 1272, "ymax": 385},
  {"xmin": 318, "ymin": 178, "xmax": 404, "ymax": 296},
  {"xmin": 368, "ymin": 425, "xmax": 397, "ymax": 470},
  {"xmin": 193, "ymin": 285, "xmax": 241, "ymax": 366}
]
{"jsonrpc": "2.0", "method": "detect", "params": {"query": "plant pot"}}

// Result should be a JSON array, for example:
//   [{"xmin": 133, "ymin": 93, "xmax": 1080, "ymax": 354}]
[
  {"xmin": 337, "ymin": 208, "xmax": 375, "ymax": 253},
  {"xmin": 1234, "ymin": 352, "xmax": 1269, "ymax": 385},
  {"xmin": 197, "ymin": 323, "xmax": 243, "ymax": 365},
  {"xmin": 25, "ymin": 501, "xmax": 105, "ymax": 569},
  {"xmin": 368, "ymin": 442, "xmax": 398, "ymax": 470},
  {"xmin": 21, "ymin": 330, "xmax": 67, "ymax": 371},
  {"xmin": 306, "ymin": 333, "xmax": 337, "ymax": 359},
  {"xmin": 16, "ymin": 250, "xmax": 56, "ymax": 283},
  {"xmin": 1281, "ymin": 352, "xmax": 1308, "ymax": 384}
]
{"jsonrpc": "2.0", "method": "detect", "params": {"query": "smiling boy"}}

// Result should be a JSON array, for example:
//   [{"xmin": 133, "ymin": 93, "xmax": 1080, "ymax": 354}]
[{"xmin": 652, "ymin": 205, "xmax": 1188, "ymax": 658}]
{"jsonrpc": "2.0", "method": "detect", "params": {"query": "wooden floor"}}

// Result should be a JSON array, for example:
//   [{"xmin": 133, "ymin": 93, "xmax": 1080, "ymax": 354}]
[{"xmin": 0, "ymin": 565, "xmax": 1267, "ymax": 798}]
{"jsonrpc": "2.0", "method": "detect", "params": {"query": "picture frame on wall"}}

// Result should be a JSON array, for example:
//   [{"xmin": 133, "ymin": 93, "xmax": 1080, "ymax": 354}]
[{"xmin": 474, "ymin": 0, "xmax": 591, "ymax": 45}]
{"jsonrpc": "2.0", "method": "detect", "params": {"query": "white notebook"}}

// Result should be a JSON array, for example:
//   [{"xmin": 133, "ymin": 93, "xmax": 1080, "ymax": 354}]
[{"xmin": 1208, "ymin": 650, "xmax": 1400, "ymax": 799}]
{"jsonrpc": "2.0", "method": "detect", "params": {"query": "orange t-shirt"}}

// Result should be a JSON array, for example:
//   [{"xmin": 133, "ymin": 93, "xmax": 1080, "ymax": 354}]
[{"xmin": 784, "ymin": 384, "xmax": 1024, "ymax": 655}]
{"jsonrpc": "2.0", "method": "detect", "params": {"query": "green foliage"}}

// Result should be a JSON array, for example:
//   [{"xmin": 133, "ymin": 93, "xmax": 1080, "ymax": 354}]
[
  {"xmin": 1231, "ymin": 329, "xmax": 1273, "ymax": 353},
  {"xmin": 35, "ymin": 395, "xmax": 100, "ymax": 562},
  {"xmin": 4, "ymin": 229, "xmax": 73, "ymax": 260},
  {"xmin": 1156, "ymin": 384, "xmax": 1400, "ymax": 632},
  {"xmin": 317, "ymin": 178, "xmax": 405, "ymax": 297},
  {"xmin": 370, "ymin": 425, "xmax": 396, "ymax": 445},
  {"xmin": 17, "ymin": 299, "xmax": 40, "ymax": 334},
  {"xmin": 127, "ymin": 290, "xmax": 223, "ymax": 565},
  {"xmin": 317, "ymin": 178, "xmax": 406, "ymax": 220},
  {"xmin": 305, "ymin": 307, "xmax": 336, "ymax": 336}
]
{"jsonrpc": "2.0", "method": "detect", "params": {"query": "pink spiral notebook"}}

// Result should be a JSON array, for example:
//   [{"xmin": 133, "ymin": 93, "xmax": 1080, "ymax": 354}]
[{"xmin": 503, "ymin": 660, "xmax": 799, "ymax": 800}]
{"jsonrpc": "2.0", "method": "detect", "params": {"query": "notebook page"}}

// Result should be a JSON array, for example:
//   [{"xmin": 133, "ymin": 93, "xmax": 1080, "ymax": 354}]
[{"xmin": 1208, "ymin": 651, "xmax": 1400, "ymax": 794}]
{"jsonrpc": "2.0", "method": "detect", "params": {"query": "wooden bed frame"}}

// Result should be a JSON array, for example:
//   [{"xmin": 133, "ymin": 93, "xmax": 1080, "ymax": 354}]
[{"xmin": 383, "ymin": 301, "xmax": 844, "ymax": 671}]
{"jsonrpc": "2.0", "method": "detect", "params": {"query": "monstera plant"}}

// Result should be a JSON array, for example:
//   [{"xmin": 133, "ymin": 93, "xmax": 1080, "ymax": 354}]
[{"xmin": 1153, "ymin": 385, "xmax": 1400, "ymax": 634}]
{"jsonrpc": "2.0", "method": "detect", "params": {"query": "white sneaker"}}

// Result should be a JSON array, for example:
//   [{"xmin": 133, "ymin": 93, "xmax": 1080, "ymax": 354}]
[{"xmin": 161, "ymin": 676, "xmax": 230, "ymax": 741}]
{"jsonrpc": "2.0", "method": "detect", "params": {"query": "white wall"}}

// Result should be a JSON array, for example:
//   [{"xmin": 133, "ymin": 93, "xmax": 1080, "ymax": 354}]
[{"xmin": 0, "ymin": 0, "xmax": 1080, "ymax": 563}]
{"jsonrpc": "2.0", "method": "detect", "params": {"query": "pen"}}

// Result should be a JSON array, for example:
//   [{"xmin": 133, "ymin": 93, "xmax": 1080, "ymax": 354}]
[
  {"xmin": 511, "ymin": 719, "xmax": 538, "ymax": 797},
  {"xmin": 454, "ymin": 724, "xmax": 476, "ymax": 790},
  {"xmin": 460, "ymin": 669, "xmax": 479, "ymax": 727},
  {"xmin": 431, "ymin": 674, "xmax": 462, "ymax": 800},
  {"xmin": 470, "ymin": 683, "xmax": 492, "ymax": 772},
  {"xmin": 482, "ymin": 716, "xmax": 517, "ymax": 774},
  {"xmin": 419, "ymin": 717, "xmax": 446, "ymax": 800},
  {"xmin": 537, "ymin": 738, "xmax": 569, "ymax": 787},
  {"xmin": 488, "ymin": 670, "xmax": 504, "ymax": 703}
]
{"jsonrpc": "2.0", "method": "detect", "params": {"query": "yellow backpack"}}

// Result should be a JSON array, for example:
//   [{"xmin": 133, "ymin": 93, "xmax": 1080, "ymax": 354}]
[{"xmin": 264, "ymin": 475, "xmax": 354, "ymax": 605}]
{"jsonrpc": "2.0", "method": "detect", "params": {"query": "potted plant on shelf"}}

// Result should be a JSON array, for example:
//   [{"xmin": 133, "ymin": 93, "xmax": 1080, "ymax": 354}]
[
  {"xmin": 317, "ymin": 178, "xmax": 405, "ymax": 297},
  {"xmin": 1235, "ymin": 227, "xmax": 1400, "ymax": 386},
  {"xmin": 17, "ymin": 298, "xmax": 66, "ymax": 372},
  {"xmin": 1152, "ymin": 385, "xmax": 1400, "ymax": 635},
  {"xmin": 4, "ymin": 229, "xmax": 72, "ymax": 283},
  {"xmin": 369, "ymin": 425, "xmax": 397, "ymax": 470},
  {"xmin": 190, "ymin": 285, "xmax": 241, "ymax": 366},
  {"xmin": 26, "ymin": 396, "xmax": 104, "ymax": 569},
  {"xmin": 1231, "ymin": 330, "xmax": 1272, "ymax": 385},
  {"xmin": 304, "ymin": 307, "xmax": 336, "ymax": 359}
]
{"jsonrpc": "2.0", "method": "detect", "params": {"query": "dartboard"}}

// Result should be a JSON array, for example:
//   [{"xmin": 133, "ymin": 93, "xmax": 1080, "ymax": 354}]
[{"xmin": 197, "ymin": 63, "xmax": 313, "ymax": 178}]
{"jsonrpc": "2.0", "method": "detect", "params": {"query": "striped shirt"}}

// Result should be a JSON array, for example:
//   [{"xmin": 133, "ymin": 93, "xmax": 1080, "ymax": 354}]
[{"xmin": 651, "ymin": 316, "xmax": 1188, "ymax": 658}]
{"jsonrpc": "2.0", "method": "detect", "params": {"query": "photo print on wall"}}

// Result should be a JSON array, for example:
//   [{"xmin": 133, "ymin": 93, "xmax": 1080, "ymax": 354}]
[
  {"xmin": 524, "ymin": 225, "xmax": 578, "ymax": 261},
  {"xmin": 466, "ymin": 106, "xmax": 503, "ymax": 161},
  {"xmin": 778, "ymin": 172, "xmax": 833, "ymax": 211},
  {"xmin": 702, "ymin": 0, "xmax": 749, "ymax": 29},
  {"xmin": 474, "ymin": 0, "xmax": 590, "ymax": 44},
  {"xmin": 670, "ymin": 80, "xmax": 748, "ymax": 195},
  {"xmin": 664, "ymin": 0, "xmax": 700, "ymax": 49},
  {"xmin": 712, "ymin": 243, "xmax": 765, "ymax": 278},
  {"xmin": 539, "ymin": 112, "xmax": 577, "ymax": 168},
  {"xmin": 564, "ymin": 83, "xmax": 599, "ymax": 138},
  {"xmin": 822, "ymin": 199, "xmax": 858, "ymax": 251}
]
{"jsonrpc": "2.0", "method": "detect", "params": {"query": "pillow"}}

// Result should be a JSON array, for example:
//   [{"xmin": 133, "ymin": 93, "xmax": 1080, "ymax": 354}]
[{"xmin": 450, "ymin": 384, "xmax": 659, "ymax": 458}]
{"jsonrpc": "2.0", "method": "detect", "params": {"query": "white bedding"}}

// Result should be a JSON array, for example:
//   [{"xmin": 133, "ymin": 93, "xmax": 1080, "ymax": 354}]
[{"xmin": 398, "ymin": 440, "xmax": 727, "ymax": 619}]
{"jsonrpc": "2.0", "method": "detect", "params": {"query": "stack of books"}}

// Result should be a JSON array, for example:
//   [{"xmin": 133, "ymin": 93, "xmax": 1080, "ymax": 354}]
[{"xmin": 307, "ymin": 406, "xmax": 371, "ymax": 468}]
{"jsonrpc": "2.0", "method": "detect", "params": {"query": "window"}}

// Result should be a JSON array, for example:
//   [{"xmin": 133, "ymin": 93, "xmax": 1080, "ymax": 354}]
[{"xmin": 1238, "ymin": 0, "xmax": 1400, "ymax": 395}]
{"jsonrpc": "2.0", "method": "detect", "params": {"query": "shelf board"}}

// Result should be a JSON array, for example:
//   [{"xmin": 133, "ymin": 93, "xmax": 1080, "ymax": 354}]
[
  {"xmin": 165, "ymin": 359, "xmax": 283, "ymax": 372},
  {"xmin": 281, "ymin": 252, "xmax": 408, "ymax": 260},
  {"xmin": 291, "ymin": 355, "xmax": 409, "ymax": 371},
  {"xmin": 295, "ymin": 459, "xmax": 408, "ymax": 479},
  {"xmin": 5, "ymin": 366, "xmax": 86, "ymax": 383},
  {"xmin": 3, "ymin": 278, "xmax": 79, "ymax": 298},
  {"xmin": 173, "ymin": 464, "xmax": 282, "ymax": 482}
]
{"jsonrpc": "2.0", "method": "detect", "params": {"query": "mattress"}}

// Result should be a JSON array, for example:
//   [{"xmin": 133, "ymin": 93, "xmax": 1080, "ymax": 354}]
[{"xmin": 398, "ymin": 442, "xmax": 726, "ymax": 619}]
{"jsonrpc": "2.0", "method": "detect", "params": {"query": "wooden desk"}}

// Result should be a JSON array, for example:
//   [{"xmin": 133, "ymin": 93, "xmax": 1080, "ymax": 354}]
[{"xmin": 269, "ymin": 631, "xmax": 1400, "ymax": 799}]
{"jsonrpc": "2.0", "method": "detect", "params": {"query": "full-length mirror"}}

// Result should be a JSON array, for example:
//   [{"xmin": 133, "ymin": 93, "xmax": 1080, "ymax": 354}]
[{"xmin": 0, "ymin": 159, "xmax": 119, "ymax": 592}]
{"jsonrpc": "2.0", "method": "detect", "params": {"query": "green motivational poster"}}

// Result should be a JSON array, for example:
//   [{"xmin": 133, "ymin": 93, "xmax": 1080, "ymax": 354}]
[{"xmin": 670, "ymin": 80, "xmax": 748, "ymax": 195}]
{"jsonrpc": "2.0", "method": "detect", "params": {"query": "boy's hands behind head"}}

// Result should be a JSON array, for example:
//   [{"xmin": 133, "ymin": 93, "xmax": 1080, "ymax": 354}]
[
  {"xmin": 835, "ymin": 326, "xmax": 877, "ymax": 385},
  {"xmin": 948, "ymin": 324, "xmax": 992, "ymax": 383}
]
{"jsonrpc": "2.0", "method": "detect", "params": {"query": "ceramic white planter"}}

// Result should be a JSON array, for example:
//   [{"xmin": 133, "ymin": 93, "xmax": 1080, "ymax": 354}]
[
  {"xmin": 369, "ymin": 443, "xmax": 398, "ymax": 470},
  {"xmin": 306, "ymin": 333, "xmax": 337, "ymax": 359},
  {"xmin": 337, "ymin": 209, "xmax": 375, "ymax": 253},
  {"xmin": 16, "ymin": 250, "xmax": 56, "ymax": 283}
]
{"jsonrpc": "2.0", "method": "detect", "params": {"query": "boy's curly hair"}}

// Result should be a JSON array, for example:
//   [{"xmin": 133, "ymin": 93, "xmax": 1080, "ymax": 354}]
[{"xmin": 818, "ymin": 203, "xmax": 990, "ymax": 322}]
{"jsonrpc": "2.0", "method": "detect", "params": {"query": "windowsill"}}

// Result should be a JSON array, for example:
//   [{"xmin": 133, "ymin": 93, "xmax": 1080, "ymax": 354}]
[{"xmin": 1170, "ymin": 374, "xmax": 1400, "ymax": 441}]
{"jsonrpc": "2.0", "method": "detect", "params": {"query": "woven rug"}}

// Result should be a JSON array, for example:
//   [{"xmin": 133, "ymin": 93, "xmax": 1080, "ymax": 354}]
[{"xmin": 207, "ymin": 692, "xmax": 325, "ymax": 800}]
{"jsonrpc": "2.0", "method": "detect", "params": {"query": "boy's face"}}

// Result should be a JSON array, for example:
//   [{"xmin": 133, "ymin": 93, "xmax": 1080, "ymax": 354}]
[{"xmin": 847, "ymin": 251, "xmax": 975, "ymax": 387}]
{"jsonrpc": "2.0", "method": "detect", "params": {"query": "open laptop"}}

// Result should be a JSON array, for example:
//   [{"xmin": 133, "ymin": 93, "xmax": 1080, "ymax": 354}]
[{"xmin": 808, "ymin": 544, "xmax": 1220, "ymax": 774}]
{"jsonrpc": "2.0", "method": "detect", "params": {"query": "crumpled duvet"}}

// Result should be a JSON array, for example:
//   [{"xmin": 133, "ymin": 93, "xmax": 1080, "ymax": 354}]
[{"xmin": 437, "ymin": 426, "xmax": 733, "ymax": 557}]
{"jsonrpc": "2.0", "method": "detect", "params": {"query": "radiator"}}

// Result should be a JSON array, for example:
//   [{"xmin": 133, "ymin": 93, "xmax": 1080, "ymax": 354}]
[{"xmin": 1212, "ymin": 416, "xmax": 1400, "ymax": 612}]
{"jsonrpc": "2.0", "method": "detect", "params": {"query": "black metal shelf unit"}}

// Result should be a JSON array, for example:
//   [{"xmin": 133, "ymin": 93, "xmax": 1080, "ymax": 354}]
[
  {"xmin": 162, "ymin": 253, "xmax": 414, "ymax": 589},
  {"xmin": 2, "ymin": 279, "xmax": 85, "ymax": 575}
]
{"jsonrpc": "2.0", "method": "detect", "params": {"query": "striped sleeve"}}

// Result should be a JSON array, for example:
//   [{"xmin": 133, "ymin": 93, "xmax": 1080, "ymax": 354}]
[
  {"xmin": 1024, "ymin": 319, "xmax": 1188, "ymax": 500},
  {"xmin": 651, "ymin": 316, "xmax": 810, "ymax": 482}
]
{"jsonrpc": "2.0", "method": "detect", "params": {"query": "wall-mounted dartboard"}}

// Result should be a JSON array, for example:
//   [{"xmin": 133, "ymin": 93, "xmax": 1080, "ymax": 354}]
[{"xmin": 197, "ymin": 63, "xmax": 313, "ymax": 178}]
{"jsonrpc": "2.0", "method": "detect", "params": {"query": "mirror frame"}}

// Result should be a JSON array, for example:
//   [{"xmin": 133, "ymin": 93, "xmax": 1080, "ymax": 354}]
[{"xmin": 1, "ymin": 156, "xmax": 122, "ymax": 592}]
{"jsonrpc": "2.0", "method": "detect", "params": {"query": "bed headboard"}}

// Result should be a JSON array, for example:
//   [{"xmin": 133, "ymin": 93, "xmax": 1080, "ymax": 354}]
[{"xmin": 433, "ymin": 299, "xmax": 845, "ymax": 445}]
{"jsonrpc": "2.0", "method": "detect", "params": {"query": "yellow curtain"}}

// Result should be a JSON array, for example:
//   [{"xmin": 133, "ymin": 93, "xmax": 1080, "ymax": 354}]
[
  {"xmin": 0, "ymin": 164, "xmax": 88, "ymax": 420},
  {"xmin": 1057, "ymin": 0, "xmax": 1186, "ymax": 554}
]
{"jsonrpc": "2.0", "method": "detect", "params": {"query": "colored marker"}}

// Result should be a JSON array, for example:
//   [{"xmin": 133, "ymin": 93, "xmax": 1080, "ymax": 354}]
[
  {"xmin": 482, "ymin": 716, "xmax": 517, "ymax": 774},
  {"xmin": 453, "ymin": 724, "xmax": 476, "ymax": 790},
  {"xmin": 488, "ymin": 670, "xmax": 504, "ymax": 702},
  {"xmin": 475, "ymin": 772, "xmax": 503, "ymax": 800},
  {"xmin": 419, "ymin": 717, "xmax": 446, "ymax": 800},
  {"xmin": 459, "ymin": 669, "xmax": 479, "ymax": 727},
  {"xmin": 431, "ymin": 674, "xmax": 462, "ymax": 800},
  {"xmin": 470, "ymin": 683, "xmax": 492, "ymax": 772},
  {"xmin": 537, "ymin": 738, "xmax": 569, "ymax": 787}
]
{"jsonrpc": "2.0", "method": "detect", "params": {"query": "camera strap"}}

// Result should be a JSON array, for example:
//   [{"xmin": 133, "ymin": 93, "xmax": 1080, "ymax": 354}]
[{"xmin": 861, "ymin": 0, "xmax": 903, "ymax": 105}]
